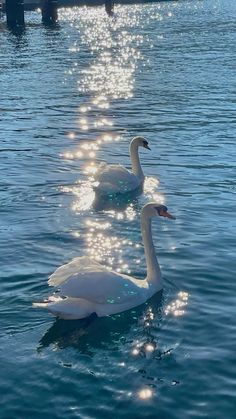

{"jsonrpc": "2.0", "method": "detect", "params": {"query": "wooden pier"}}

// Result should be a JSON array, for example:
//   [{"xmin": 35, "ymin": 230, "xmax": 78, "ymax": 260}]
[{"xmin": 1, "ymin": 0, "xmax": 173, "ymax": 28}]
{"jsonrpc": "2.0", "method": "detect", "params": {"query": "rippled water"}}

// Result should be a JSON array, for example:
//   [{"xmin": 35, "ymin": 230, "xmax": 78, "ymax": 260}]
[{"xmin": 1, "ymin": 0, "xmax": 236, "ymax": 417}]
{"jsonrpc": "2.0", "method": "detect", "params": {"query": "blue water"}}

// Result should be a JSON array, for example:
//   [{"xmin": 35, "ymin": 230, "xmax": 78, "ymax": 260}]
[{"xmin": 1, "ymin": 0, "xmax": 236, "ymax": 417}]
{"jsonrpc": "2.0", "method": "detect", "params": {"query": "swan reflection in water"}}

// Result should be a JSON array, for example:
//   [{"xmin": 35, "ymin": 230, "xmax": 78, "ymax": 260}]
[
  {"xmin": 93, "ymin": 174, "xmax": 161, "ymax": 213},
  {"xmin": 37, "ymin": 291, "xmax": 186, "ymax": 391},
  {"xmin": 37, "ymin": 293, "xmax": 163, "ymax": 354},
  {"xmin": 92, "ymin": 186, "xmax": 142, "ymax": 212},
  {"xmin": 61, "ymin": 179, "xmax": 142, "ymax": 213}
]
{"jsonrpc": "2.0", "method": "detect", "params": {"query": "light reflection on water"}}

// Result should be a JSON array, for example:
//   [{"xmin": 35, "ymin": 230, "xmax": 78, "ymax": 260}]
[
  {"xmin": 50, "ymin": 6, "xmax": 188, "ymax": 404},
  {"xmin": 60, "ymin": 4, "xmax": 152, "ymax": 179},
  {"xmin": 1, "ymin": 1, "xmax": 236, "ymax": 418}
]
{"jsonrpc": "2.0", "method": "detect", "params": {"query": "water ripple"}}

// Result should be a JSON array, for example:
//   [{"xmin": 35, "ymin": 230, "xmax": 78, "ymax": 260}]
[{"xmin": 0, "ymin": 1, "xmax": 236, "ymax": 418}]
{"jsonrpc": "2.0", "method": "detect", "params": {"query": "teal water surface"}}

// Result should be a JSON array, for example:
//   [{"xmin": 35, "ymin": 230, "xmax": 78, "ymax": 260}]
[{"xmin": 0, "ymin": 1, "xmax": 236, "ymax": 418}]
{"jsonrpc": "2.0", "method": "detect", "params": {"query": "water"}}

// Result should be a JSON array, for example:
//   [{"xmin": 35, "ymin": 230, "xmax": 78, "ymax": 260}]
[{"xmin": 0, "ymin": 0, "xmax": 236, "ymax": 417}]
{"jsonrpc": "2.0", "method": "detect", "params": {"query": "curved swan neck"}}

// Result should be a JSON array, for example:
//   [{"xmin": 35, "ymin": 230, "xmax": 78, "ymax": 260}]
[
  {"xmin": 130, "ymin": 141, "xmax": 144, "ymax": 178},
  {"xmin": 141, "ymin": 214, "xmax": 161, "ymax": 287}
]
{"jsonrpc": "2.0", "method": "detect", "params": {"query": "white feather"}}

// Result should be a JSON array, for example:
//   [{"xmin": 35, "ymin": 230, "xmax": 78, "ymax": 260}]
[
  {"xmin": 48, "ymin": 256, "xmax": 101, "ymax": 287},
  {"xmin": 59, "ymin": 268, "xmax": 148, "ymax": 304}
]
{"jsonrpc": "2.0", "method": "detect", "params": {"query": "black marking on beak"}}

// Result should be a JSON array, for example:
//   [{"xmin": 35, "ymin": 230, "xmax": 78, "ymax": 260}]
[
  {"xmin": 156, "ymin": 205, "xmax": 168, "ymax": 215},
  {"xmin": 143, "ymin": 140, "xmax": 151, "ymax": 150},
  {"xmin": 156, "ymin": 205, "xmax": 176, "ymax": 220}
]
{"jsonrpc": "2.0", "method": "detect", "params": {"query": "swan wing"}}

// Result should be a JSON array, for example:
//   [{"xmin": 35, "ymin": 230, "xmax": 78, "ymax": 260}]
[
  {"xmin": 48, "ymin": 256, "xmax": 102, "ymax": 287},
  {"xmin": 95, "ymin": 163, "xmax": 140, "ymax": 193},
  {"xmin": 59, "ymin": 269, "xmax": 146, "ymax": 304}
]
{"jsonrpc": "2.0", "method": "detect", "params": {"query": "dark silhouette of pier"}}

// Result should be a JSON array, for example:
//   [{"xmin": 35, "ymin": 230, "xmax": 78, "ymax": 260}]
[
  {"xmin": 2, "ymin": 0, "xmax": 174, "ymax": 28},
  {"xmin": 105, "ymin": 0, "xmax": 114, "ymax": 16}
]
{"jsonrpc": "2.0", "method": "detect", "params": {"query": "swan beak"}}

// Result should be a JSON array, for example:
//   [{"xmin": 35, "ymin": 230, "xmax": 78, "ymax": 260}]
[
  {"xmin": 159, "ymin": 209, "xmax": 176, "ymax": 220},
  {"xmin": 164, "ymin": 211, "xmax": 176, "ymax": 220},
  {"xmin": 144, "ymin": 144, "xmax": 151, "ymax": 150}
]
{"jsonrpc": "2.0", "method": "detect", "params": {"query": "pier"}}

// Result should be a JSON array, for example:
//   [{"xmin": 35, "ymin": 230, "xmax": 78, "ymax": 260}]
[{"xmin": 1, "ymin": 0, "xmax": 173, "ymax": 27}]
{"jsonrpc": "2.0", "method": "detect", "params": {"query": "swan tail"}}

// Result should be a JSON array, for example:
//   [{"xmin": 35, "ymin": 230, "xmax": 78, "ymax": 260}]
[
  {"xmin": 33, "ymin": 295, "xmax": 63, "ymax": 309},
  {"xmin": 33, "ymin": 302, "xmax": 49, "ymax": 308},
  {"xmin": 33, "ymin": 296, "xmax": 95, "ymax": 320}
]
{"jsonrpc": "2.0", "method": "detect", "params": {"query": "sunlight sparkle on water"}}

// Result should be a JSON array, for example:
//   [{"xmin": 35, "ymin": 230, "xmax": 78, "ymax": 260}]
[
  {"xmin": 84, "ymin": 219, "xmax": 136, "ymax": 273},
  {"xmin": 61, "ymin": 182, "xmax": 95, "ymax": 212},
  {"xmin": 86, "ymin": 225, "xmax": 123, "ymax": 265},
  {"xmin": 58, "ymin": 5, "xmax": 167, "ymax": 275},
  {"xmin": 75, "ymin": 151, "xmax": 84, "ymax": 158},
  {"xmin": 67, "ymin": 132, "xmax": 76, "ymax": 140},
  {"xmin": 165, "ymin": 291, "xmax": 189, "ymax": 317},
  {"xmin": 103, "ymin": 203, "xmax": 137, "ymax": 222},
  {"xmin": 61, "ymin": 149, "xmax": 96, "ymax": 161},
  {"xmin": 61, "ymin": 7, "xmax": 154, "ymax": 170},
  {"xmin": 145, "ymin": 343, "xmax": 155, "ymax": 353},
  {"xmin": 61, "ymin": 152, "xmax": 74, "ymax": 160},
  {"xmin": 144, "ymin": 177, "xmax": 164, "ymax": 202},
  {"xmin": 80, "ymin": 117, "xmax": 88, "ymax": 125},
  {"xmin": 81, "ymin": 142, "xmax": 99, "ymax": 151},
  {"xmin": 83, "ymin": 163, "xmax": 98, "ymax": 175},
  {"xmin": 86, "ymin": 220, "xmax": 111, "ymax": 230},
  {"xmin": 73, "ymin": 7, "xmax": 146, "ymax": 101},
  {"xmin": 138, "ymin": 388, "xmax": 153, "ymax": 400}
]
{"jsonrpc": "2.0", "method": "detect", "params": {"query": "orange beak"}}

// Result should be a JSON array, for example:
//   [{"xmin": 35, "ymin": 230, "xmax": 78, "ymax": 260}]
[{"xmin": 159, "ymin": 209, "xmax": 176, "ymax": 220}]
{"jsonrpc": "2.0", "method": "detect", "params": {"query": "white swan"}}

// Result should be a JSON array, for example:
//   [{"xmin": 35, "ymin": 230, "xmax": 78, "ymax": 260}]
[
  {"xmin": 33, "ymin": 203, "xmax": 175, "ymax": 320},
  {"xmin": 94, "ymin": 136, "xmax": 151, "ymax": 195}
]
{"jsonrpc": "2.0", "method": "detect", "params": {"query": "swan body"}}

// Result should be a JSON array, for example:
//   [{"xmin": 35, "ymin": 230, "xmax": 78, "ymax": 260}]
[
  {"xmin": 33, "ymin": 203, "xmax": 175, "ymax": 320},
  {"xmin": 94, "ymin": 163, "xmax": 141, "ymax": 195},
  {"xmin": 94, "ymin": 136, "xmax": 151, "ymax": 195}
]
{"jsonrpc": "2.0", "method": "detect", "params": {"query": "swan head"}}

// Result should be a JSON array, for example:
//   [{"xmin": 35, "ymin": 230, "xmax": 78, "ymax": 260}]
[
  {"xmin": 142, "ymin": 202, "xmax": 176, "ymax": 220},
  {"xmin": 131, "ymin": 136, "xmax": 151, "ymax": 150}
]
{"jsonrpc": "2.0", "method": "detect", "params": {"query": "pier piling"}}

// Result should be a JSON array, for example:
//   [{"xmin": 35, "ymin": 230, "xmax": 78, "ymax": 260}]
[
  {"xmin": 42, "ymin": 0, "xmax": 58, "ymax": 25},
  {"xmin": 5, "ymin": 0, "xmax": 25, "ymax": 27},
  {"xmin": 105, "ymin": 0, "xmax": 114, "ymax": 16}
]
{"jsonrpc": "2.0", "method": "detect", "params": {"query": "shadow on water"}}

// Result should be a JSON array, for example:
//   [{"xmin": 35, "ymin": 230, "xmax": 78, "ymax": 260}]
[
  {"xmin": 6, "ymin": 24, "xmax": 28, "ymax": 47},
  {"xmin": 37, "ymin": 292, "xmax": 163, "ymax": 354},
  {"xmin": 42, "ymin": 22, "xmax": 60, "ymax": 32},
  {"xmin": 8, "ymin": 24, "xmax": 25, "ymax": 37},
  {"xmin": 93, "ymin": 185, "xmax": 143, "ymax": 212}
]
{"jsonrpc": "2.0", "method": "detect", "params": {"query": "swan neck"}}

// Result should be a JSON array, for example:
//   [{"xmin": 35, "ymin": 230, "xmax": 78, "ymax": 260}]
[
  {"xmin": 141, "ymin": 215, "xmax": 161, "ymax": 286},
  {"xmin": 130, "ymin": 142, "xmax": 144, "ymax": 178}
]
